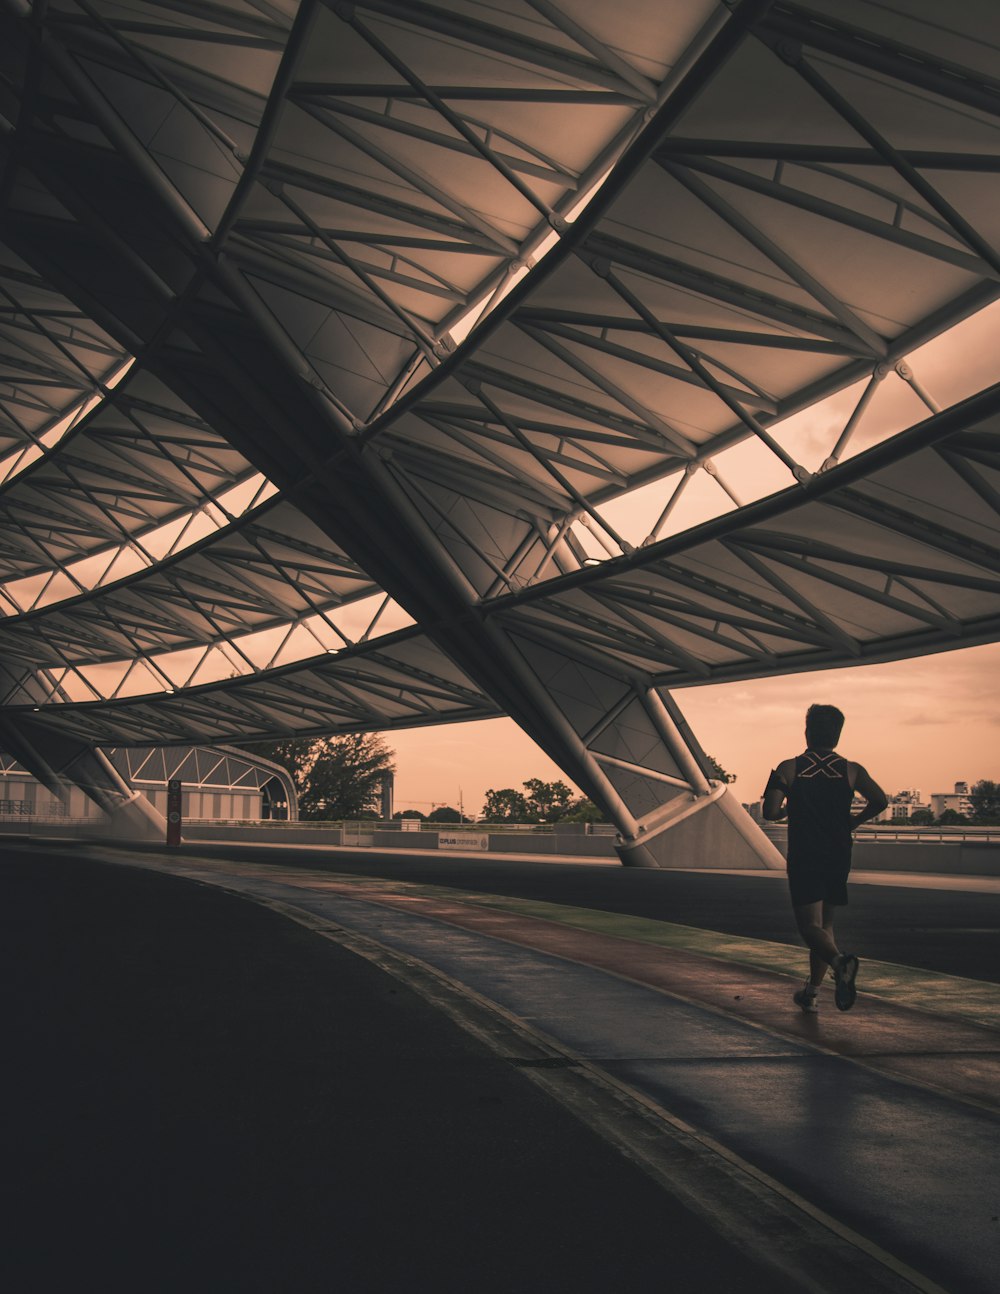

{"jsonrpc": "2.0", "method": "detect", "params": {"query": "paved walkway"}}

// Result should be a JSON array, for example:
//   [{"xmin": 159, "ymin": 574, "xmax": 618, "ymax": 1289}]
[{"xmin": 6, "ymin": 842, "xmax": 999, "ymax": 1292}]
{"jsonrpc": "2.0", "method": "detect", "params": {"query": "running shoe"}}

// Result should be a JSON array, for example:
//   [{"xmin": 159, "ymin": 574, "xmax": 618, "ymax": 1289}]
[
  {"xmin": 834, "ymin": 954, "xmax": 860, "ymax": 1011},
  {"xmin": 793, "ymin": 983, "xmax": 819, "ymax": 1013}
]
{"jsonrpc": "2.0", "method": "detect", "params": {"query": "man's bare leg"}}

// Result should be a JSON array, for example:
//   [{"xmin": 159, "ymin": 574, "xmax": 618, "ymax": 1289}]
[
  {"xmin": 794, "ymin": 900, "xmax": 841, "ymax": 975},
  {"xmin": 808, "ymin": 902, "xmax": 837, "ymax": 987},
  {"xmin": 794, "ymin": 901, "xmax": 860, "ymax": 1011}
]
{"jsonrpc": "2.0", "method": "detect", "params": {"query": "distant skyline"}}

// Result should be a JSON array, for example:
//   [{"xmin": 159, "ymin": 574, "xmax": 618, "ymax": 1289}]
[{"xmin": 385, "ymin": 640, "xmax": 1000, "ymax": 818}]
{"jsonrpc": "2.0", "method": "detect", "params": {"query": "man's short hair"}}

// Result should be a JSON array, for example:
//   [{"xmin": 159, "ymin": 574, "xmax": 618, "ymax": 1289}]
[{"xmin": 805, "ymin": 703, "xmax": 844, "ymax": 748}]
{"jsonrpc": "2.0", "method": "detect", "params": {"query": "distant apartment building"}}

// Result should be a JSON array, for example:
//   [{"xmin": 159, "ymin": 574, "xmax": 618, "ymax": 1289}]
[
  {"xmin": 874, "ymin": 782, "xmax": 978, "ymax": 822},
  {"xmin": 930, "ymin": 782, "xmax": 974, "ymax": 818},
  {"xmin": 875, "ymin": 788, "xmax": 929, "ymax": 823}
]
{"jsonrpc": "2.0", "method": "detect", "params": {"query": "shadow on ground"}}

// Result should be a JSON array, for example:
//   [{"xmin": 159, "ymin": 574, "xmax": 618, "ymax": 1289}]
[{"xmin": 2, "ymin": 851, "xmax": 797, "ymax": 1294}]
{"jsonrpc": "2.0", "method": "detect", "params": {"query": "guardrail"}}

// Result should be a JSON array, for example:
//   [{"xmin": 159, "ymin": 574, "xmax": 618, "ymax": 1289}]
[
  {"xmin": 857, "ymin": 830, "xmax": 1000, "ymax": 843},
  {"xmin": 0, "ymin": 815, "xmax": 91, "ymax": 824},
  {"xmin": 185, "ymin": 818, "xmax": 619, "ymax": 836},
  {"xmin": 5, "ymin": 811, "xmax": 996, "ymax": 846},
  {"xmin": 763, "ymin": 824, "xmax": 1000, "ymax": 844}
]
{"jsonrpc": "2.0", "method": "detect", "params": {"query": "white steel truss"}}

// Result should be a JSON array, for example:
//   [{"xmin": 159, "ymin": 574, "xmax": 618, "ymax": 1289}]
[{"xmin": 1, "ymin": 741, "xmax": 299, "ymax": 811}]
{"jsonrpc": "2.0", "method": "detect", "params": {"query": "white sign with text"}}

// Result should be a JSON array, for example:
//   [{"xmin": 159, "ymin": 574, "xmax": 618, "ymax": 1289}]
[{"xmin": 438, "ymin": 831, "xmax": 489, "ymax": 852}]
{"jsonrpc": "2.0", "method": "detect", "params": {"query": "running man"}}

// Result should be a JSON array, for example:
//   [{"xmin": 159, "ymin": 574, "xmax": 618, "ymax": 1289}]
[{"xmin": 762, "ymin": 704, "xmax": 887, "ymax": 1013}]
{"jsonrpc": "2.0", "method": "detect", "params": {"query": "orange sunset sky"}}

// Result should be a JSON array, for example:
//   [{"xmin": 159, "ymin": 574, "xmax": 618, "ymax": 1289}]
[{"xmin": 386, "ymin": 638, "xmax": 1000, "ymax": 818}]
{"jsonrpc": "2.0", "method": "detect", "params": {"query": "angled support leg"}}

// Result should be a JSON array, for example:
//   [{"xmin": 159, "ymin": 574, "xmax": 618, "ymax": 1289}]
[
  {"xmin": 0, "ymin": 712, "xmax": 166, "ymax": 841},
  {"xmin": 487, "ymin": 622, "xmax": 784, "ymax": 869}
]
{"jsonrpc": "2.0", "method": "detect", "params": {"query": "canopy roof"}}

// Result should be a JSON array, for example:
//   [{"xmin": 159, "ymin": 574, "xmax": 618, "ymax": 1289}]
[{"xmin": 1, "ymin": 0, "xmax": 999, "ymax": 747}]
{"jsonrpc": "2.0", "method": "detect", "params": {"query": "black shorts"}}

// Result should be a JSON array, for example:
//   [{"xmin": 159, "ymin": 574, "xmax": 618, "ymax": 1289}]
[{"xmin": 787, "ymin": 856, "xmax": 850, "ymax": 907}]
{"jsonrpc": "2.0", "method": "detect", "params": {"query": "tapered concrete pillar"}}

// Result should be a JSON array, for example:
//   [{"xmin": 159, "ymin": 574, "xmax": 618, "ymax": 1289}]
[
  {"xmin": 615, "ymin": 784, "xmax": 785, "ymax": 870},
  {"xmin": 0, "ymin": 713, "xmax": 166, "ymax": 842}
]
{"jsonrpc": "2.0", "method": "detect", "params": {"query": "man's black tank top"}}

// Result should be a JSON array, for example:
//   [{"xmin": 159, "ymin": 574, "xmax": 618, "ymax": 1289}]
[{"xmin": 786, "ymin": 750, "xmax": 854, "ymax": 867}]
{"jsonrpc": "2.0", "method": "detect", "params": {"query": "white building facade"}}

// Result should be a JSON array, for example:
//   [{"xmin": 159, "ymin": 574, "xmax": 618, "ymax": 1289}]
[{"xmin": 0, "ymin": 747, "xmax": 297, "ymax": 823}]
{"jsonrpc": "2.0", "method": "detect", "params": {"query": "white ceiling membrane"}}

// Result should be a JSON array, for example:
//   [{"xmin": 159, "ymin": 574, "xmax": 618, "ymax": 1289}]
[
  {"xmin": 0, "ymin": 0, "xmax": 999, "ymax": 750},
  {"xmin": 2, "ymin": 380, "xmax": 997, "ymax": 745},
  {"xmin": 0, "ymin": 368, "xmax": 261, "ymax": 586},
  {"xmin": 0, "ymin": 628, "xmax": 503, "ymax": 744},
  {"xmin": 494, "ymin": 389, "xmax": 1000, "ymax": 686},
  {"xmin": 0, "ymin": 495, "xmax": 384, "ymax": 669},
  {"xmin": 0, "ymin": 244, "xmax": 129, "ymax": 477}
]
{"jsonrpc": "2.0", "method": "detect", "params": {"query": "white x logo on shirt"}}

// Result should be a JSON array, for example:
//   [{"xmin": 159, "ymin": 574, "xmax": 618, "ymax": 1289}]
[{"xmin": 799, "ymin": 752, "xmax": 843, "ymax": 779}]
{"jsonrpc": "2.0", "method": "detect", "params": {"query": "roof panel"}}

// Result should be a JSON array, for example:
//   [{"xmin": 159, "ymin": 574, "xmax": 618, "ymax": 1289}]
[{"xmin": 2, "ymin": 0, "xmax": 1000, "ymax": 753}]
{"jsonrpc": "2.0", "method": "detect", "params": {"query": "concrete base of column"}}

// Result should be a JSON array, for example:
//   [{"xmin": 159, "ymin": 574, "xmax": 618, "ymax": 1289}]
[
  {"xmin": 615, "ymin": 788, "xmax": 784, "ymax": 871},
  {"xmin": 104, "ymin": 792, "xmax": 167, "ymax": 842}
]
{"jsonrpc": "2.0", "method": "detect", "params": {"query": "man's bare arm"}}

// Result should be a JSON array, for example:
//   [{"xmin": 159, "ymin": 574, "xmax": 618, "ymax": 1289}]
[
  {"xmin": 762, "ymin": 760, "xmax": 794, "ymax": 821},
  {"xmin": 850, "ymin": 764, "xmax": 888, "ymax": 828},
  {"xmin": 762, "ymin": 785, "xmax": 786, "ymax": 821}
]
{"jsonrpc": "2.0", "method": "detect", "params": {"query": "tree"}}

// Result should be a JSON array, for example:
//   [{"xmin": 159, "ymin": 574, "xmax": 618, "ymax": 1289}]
[
  {"xmin": 706, "ymin": 754, "xmax": 735, "ymax": 784},
  {"xmin": 559, "ymin": 796, "xmax": 607, "ymax": 824},
  {"xmin": 249, "ymin": 737, "xmax": 313, "ymax": 788},
  {"xmin": 480, "ymin": 779, "xmax": 595, "ymax": 824},
  {"xmin": 482, "ymin": 787, "xmax": 531, "ymax": 822},
  {"xmin": 427, "ymin": 805, "xmax": 461, "ymax": 823},
  {"xmin": 242, "ymin": 733, "xmax": 395, "ymax": 820},
  {"xmin": 523, "ymin": 777, "xmax": 574, "ymax": 823},
  {"xmin": 908, "ymin": 808, "xmax": 935, "ymax": 826},
  {"xmin": 969, "ymin": 779, "xmax": 1000, "ymax": 823},
  {"xmin": 393, "ymin": 809, "xmax": 425, "ymax": 821},
  {"xmin": 937, "ymin": 808, "xmax": 967, "ymax": 826},
  {"xmin": 299, "ymin": 733, "xmax": 394, "ymax": 819},
  {"xmin": 481, "ymin": 779, "xmax": 579, "ymax": 823}
]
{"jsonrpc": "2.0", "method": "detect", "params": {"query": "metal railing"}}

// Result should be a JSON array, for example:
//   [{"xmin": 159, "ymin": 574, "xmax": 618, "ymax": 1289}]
[
  {"xmin": 184, "ymin": 817, "xmax": 617, "ymax": 836},
  {"xmin": 0, "ymin": 800, "xmax": 63, "ymax": 816},
  {"xmin": 762, "ymin": 823, "xmax": 1000, "ymax": 845},
  {"xmin": 855, "ymin": 828, "xmax": 1000, "ymax": 844}
]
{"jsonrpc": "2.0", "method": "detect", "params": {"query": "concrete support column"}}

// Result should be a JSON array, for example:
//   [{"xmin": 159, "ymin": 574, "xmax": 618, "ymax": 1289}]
[
  {"xmin": 616, "ymin": 783, "xmax": 785, "ymax": 870},
  {"xmin": 0, "ymin": 713, "xmax": 166, "ymax": 841}
]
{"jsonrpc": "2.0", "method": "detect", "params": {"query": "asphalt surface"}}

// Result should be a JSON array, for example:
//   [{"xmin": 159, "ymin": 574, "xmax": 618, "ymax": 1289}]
[
  {"xmin": 2, "ymin": 849, "xmax": 806, "ymax": 1294},
  {"xmin": 179, "ymin": 845, "xmax": 1000, "ymax": 985},
  {"xmin": 6, "ymin": 839, "xmax": 999, "ymax": 1292}
]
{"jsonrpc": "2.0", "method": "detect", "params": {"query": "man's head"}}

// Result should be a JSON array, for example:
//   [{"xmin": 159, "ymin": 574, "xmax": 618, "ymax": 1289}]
[{"xmin": 805, "ymin": 703, "xmax": 844, "ymax": 750}]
